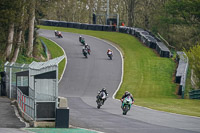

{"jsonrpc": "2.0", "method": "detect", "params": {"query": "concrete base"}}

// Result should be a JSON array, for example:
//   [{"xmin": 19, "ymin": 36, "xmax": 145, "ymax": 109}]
[
  {"xmin": 58, "ymin": 97, "xmax": 68, "ymax": 107},
  {"xmin": 33, "ymin": 121, "xmax": 55, "ymax": 128}
]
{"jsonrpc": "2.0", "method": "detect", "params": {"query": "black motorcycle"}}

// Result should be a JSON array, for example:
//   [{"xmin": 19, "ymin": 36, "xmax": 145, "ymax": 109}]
[
  {"xmin": 107, "ymin": 53, "xmax": 113, "ymax": 60},
  {"xmin": 96, "ymin": 91, "xmax": 107, "ymax": 109},
  {"xmin": 82, "ymin": 49, "xmax": 88, "ymax": 58}
]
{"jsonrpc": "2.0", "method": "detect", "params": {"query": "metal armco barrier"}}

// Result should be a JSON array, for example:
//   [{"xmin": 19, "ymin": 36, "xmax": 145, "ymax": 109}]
[
  {"xmin": 40, "ymin": 39, "xmax": 48, "ymax": 57},
  {"xmin": 189, "ymin": 89, "xmax": 200, "ymax": 99},
  {"xmin": 176, "ymin": 52, "xmax": 188, "ymax": 98}
]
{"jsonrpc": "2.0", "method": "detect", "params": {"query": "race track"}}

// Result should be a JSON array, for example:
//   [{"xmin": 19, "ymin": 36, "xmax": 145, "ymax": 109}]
[{"xmin": 39, "ymin": 29, "xmax": 200, "ymax": 133}]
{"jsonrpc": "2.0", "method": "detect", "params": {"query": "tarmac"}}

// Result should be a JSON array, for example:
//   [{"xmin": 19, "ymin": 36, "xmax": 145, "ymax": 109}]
[
  {"xmin": 0, "ymin": 97, "xmax": 25, "ymax": 128},
  {"xmin": 0, "ymin": 96, "xmax": 99, "ymax": 133}
]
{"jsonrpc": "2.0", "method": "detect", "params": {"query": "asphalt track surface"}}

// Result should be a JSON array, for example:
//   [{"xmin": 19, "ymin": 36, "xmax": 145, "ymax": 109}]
[
  {"xmin": 39, "ymin": 29, "xmax": 200, "ymax": 133},
  {"xmin": 0, "ymin": 97, "xmax": 26, "ymax": 133}
]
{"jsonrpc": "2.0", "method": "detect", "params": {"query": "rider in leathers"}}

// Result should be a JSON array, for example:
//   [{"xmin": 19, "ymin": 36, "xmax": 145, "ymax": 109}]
[
  {"xmin": 97, "ymin": 88, "xmax": 108, "ymax": 104},
  {"xmin": 121, "ymin": 91, "xmax": 134, "ymax": 108}
]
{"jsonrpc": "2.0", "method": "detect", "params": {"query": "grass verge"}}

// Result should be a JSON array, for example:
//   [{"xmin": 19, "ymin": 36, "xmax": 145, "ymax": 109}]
[
  {"xmin": 39, "ymin": 36, "xmax": 66, "ymax": 80},
  {"xmin": 39, "ymin": 25, "xmax": 200, "ymax": 117}
]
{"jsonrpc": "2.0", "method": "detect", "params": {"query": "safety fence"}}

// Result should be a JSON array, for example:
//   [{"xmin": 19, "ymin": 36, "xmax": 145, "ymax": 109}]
[
  {"xmin": 17, "ymin": 87, "xmax": 34, "ymax": 119},
  {"xmin": 17, "ymin": 87, "xmax": 56, "ymax": 120},
  {"xmin": 189, "ymin": 89, "xmax": 200, "ymax": 99},
  {"xmin": 4, "ymin": 62, "xmax": 29, "ymax": 99},
  {"xmin": 4, "ymin": 56, "xmax": 65, "ymax": 121}
]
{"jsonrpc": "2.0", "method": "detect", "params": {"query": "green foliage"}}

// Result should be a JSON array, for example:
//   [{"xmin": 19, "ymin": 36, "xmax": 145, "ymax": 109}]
[
  {"xmin": 39, "ymin": 36, "xmax": 64, "ymax": 58},
  {"xmin": 166, "ymin": 0, "xmax": 200, "ymax": 25},
  {"xmin": 154, "ymin": 0, "xmax": 200, "ymax": 50},
  {"xmin": 185, "ymin": 44, "xmax": 200, "ymax": 87},
  {"xmin": 16, "ymin": 53, "xmax": 36, "ymax": 64},
  {"xmin": 33, "ymin": 37, "xmax": 47, "ymax": 60}
]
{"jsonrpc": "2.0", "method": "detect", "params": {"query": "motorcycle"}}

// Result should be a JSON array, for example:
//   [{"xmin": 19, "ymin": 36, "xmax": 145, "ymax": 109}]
[
  {"xmin": 55, "ymin": 31, "xmax": 63, "ymax": 38},
  {"xmin": 85, "ymin": 45, "xmax": 91, "ymax": 55},
  {"xmin": 82, "ymin": 49, "xmax": 88, "ymax": 58},
  {"xmin": 87, "ymin": 49, "xmax": 91, "ymax": 55},
  {"xmin": 57, "ymin": 33, "xmax": 63, "ymax": 38},
  {"xmin": 79, "ymin": 37, "xmax": 85, "ymax": 45},
  {"xmin": 96, "ymin": 91, "xmax": 107, "ymax": 109},
  {"xmin": 107, "ymin": 52, "xmax": 113, "ymax": 60},
  {"xmin": 79, "ymin": 36, "xmax": 82, "ymax": 42},
  {"xmin": 55, "ymin": 31, "xmax": 58, "ymax": 37},
  {"xmin": 121, "ymin": 96, "xmax": 133, "ymax": 115}
]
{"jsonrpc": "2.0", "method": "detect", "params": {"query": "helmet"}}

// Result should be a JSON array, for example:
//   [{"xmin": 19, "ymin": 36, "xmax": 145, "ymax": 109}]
[
  {"xmin": 102, "ymin": 88, "xmax": 106, "ymax": 91},
  {"xmin": 85, "ymin": 43, "xmax": 88, "ymax": 46},
  {"xmin": 125, "ymin": 91, "xmax": 130, "ymax": 95}
]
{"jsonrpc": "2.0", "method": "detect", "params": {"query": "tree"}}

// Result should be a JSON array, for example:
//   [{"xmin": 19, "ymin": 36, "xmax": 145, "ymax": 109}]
[
  {"xmin": 5, "ymin": 23, "xmax": 14, "ymax": 60},
  {"xmin": 27, "ymin": 0, "xmax": 36, "ymax": 57},
  {"xmin": 11, "ymin": 0, "xmax": 26, "ymax": 62},
  {"xmin": 163, "ymin": 0, "xmax": 200, "ymax": 49},
  {"xmin": 2, "ymin": 0, "xmax": 20, "ymax": 60},
  {"xmin": 166, "ymin": 0, "xmax": 200, "ymax": 26},
  {"xmin": 126, "ymin": 0, "xmax": 138, "ymax": 27}
]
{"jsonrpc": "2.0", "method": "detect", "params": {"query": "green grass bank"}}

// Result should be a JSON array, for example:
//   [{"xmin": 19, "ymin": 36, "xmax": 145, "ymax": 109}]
[
  {"xmin": 39, "ymin": 36, "xmax": 66, "ymax": 80},
  {"xmin": 39, "ymin": 25, "xmax": 200, "ymax": 117}
]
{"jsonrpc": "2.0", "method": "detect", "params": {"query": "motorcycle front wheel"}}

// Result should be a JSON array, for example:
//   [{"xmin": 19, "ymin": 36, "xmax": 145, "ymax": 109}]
[{"xmin": 123, "ymin": 105, "xmax": 129, "ymax": 115}]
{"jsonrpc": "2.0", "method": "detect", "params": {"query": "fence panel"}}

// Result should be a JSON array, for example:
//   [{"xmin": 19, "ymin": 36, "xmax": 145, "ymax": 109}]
[{"xmin": 17, "ymin": 88, "xmax": 35, "ymax": 119}]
